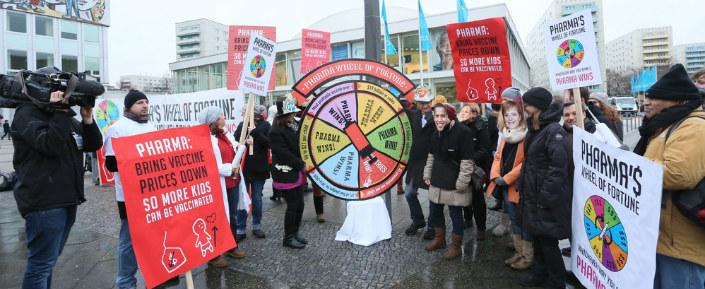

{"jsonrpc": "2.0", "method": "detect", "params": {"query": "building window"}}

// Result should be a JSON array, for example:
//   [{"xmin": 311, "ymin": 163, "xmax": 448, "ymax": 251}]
[
  {"xmin": 401, "ymin": 33, "xmax": 428, "ymax": 74},
  {"xmin": 35, "ymin": 16, "xmax": 53, "ymax": 36},
  {"xmin": 61, "ymin": 55, "xmax": 78, "ymax": 72},
  {"xmin": 380, "ymin": 35, "xmax": 400, "ymax": 70},
  {"xmin": 351, "ymin": 41, "xmax": 364, "ymax": 59},
  {"xmin": 85, "ymin": 56, "xmax": 100, "ymax": 76},
  {"xmin": 275, "ymin": 53, "xmax": 287, "ymax": 86},
  {"xmin": 36, "ymin": 52, "xmax": 54, "ymax": 68},
  {"xmin": 7, "ymin": 11, "xmax": 27, "ymax": 33},
  {"xmin": 331, "ymin": 43, "xmax": 349, "ymax": 61},
  {"xmin": 84, "ymin": 24, "xmax": 99, "ymax": 43},
  {"xmin": 8, "ymin": 50, "xmax": 28, "ymax": 71},
  {"xmin": 61, "ymin": 20, "xmax": 78, "ymax": 40}
]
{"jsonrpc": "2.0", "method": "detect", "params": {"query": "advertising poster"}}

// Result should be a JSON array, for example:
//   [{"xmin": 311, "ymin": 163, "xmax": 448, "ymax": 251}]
[
  {"xmin": 226, "ymin": 26, "xmax": 276, "ymax": 90},
  {"xmin": 301, "ymin": 29, "xmax": 331, "ymax": 74},
  {"xmin": 544, "ymin": 10, "xmax": 603, "ymax": 90},
  {"xmin": 571, "ymin": 128, "xmax": 662, "ymax": 289},
  {"xmin": 446, "ymin": 18, "xmax": 511, "ymax": 103},
  {"xmin": 238, "ymin": 34, "xmax": 277, "ymax": 96},
  {"xmin": 112, "ymin": 125, "xmax": 236, "ymax": 288}
]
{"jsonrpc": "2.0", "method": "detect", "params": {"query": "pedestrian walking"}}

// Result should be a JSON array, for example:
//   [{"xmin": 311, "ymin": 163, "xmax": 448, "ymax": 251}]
[
  {"xmin": 423, "ymin": 103, "xmax": 474, "ymax": 259},
  {"xmin": 633, "ymin": 64, "xmax": 705, "ymax": 289},
  {"xmin": 2, "ymin": 120, "xmax": 10, "ymax": 140},
  {"xmin": 269, "ymin": 95, "xmax": 308, "ymax": 249},
  {"xmin": 516, "ymin": 87, "xmax": 571, "ymax": 289}
]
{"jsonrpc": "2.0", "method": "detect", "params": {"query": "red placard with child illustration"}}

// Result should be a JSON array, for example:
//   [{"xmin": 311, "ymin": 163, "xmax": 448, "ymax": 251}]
[
  {"xmin": 112, "ymin": 125, "xmax": 235, "ymax": 288},
  {"xmin": 447, "ymin": 18, "xmax": 511, "ymax": 103}
]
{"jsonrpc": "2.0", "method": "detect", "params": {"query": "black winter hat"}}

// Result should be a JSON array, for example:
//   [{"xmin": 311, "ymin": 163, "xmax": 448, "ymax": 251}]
[
  {"xmin": 522, "ymin": 87, "xmax": 552, "ymax": 111},
  {"xmin": 124, "ymin": 89, "xmax": 148, "ymax": 109},
  {"xmin": 646, "ymin": 64, "xmax": 700, "ymax": 100}
]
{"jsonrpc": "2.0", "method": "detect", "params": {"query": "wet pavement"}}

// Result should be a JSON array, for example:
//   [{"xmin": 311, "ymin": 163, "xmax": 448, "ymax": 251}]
[{"xmin": 0, "ymin": 135, "xmax": 606, "ymax": 289}]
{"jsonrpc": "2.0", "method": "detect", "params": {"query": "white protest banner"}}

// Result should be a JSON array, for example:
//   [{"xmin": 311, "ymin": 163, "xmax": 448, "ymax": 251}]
[
  {"xmin": 544, "ymin": 10, "xmax": 602, "ymax": 90},
  {"xmin": 571, "ymin": 128, "xmax": 662, "ymax": 289},
  {"xmin": 238, "ymin": 34, "xmax": 277, "ymax": 96}
]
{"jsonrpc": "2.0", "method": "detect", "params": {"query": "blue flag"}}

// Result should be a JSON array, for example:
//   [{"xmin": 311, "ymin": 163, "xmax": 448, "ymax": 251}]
[
  {"xmin": 418, "ymin": 0, "xmax": 432, "ymax": 52},
  {"xmin": 381, "ymin": 0, "xmax": 397, "ymax": 55},
  {"xmin": 457, "ymin": 0, "xmax": 468, "ymax": 23}
]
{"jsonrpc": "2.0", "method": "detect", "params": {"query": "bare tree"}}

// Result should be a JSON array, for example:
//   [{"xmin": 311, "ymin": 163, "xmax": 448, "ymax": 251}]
[{"xmin": 606, "ymin": 69, "xmax": 630, "ymax": 96}]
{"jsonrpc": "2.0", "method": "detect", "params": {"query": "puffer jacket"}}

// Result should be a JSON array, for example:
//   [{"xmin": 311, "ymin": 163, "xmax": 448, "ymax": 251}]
[
  {"xmin": 517, "ymin": 103, "xmax": 571, "ymax": 239},
  {"xmin": 643, "ymin": 110, "xmax": 705, "ymax": 267},
  {"xmin": 423, "ymin": 120, "xmax": 474, "ymax": 207},
  {"xmin": 268, "ymin": 121, "xmax": 304, "ymax": 184}
]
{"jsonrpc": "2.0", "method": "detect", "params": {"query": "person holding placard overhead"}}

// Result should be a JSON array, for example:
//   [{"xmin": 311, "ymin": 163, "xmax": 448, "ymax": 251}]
[
  {"xmin": 516, "ymin": 87, "xmax": 571, "ymax": 289},
  {"xmin": 269, "ymin": 95, "xmax": 308, "ymax": 249}
]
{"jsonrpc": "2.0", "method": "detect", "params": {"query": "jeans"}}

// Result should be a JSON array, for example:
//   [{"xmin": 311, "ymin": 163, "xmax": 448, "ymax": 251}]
[
  {"xmin": 22, "ymin": 206, "xmax": 76, "ymax": 289},
  {"xmin": 226, "ymin": 186, "xmax": 239, "ymax": 240},
  {"xmin": 404, "ymin": 180, "xmax": 426, "ymax": 226},
  {"xmin": 531, "ymin": 236, "xmax": 565, "ymax": 288},
  {"xmin": 237, "ymin": 179, "xmax": 264, "ymax": 233},
  {"xmin": 655, "ymin": 254, "xmax": 705, "ymax": 289},
  {"xmin": 463, "ymin": 186, "xmax": 487, "ymax": 231},
  {"xmin": 429, "ymin": 201, "xmax": 464, "ymax": 235},
  {"xmin": 283, "ymin": 186, "xmax": 304, "ymax": 236},
  {"xmin": 116, "ymin": 219, "xmax": 138, "ymax": 289},
  {"xmin": 503, "ymin": 188, "xmax": 532, "ymax": 240}
]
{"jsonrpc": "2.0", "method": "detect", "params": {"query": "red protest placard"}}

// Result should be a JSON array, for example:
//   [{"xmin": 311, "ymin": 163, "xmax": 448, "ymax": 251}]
[
  {"xmin": 112, "ymin": 125, "xmax": 235, "ymax": 288},
  {"xmin": 226, "ymin": 25, "xmax": 276, "ymax": 90},
  {"xmin": 447, "ymin": 18, "xmax": 511, "ymax": 103},
  {"xmin": 301, "ymin": 29, "xmax": 331, "ymax": 74}
]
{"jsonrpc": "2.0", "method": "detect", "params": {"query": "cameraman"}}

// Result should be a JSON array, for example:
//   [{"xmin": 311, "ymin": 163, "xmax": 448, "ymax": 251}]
[{"xmin": 12, "ymin": 90, "xmax": 102, "ymax": 289}]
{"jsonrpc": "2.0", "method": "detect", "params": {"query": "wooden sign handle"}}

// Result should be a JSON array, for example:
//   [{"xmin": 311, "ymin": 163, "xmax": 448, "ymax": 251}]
[
  {"xmin": 185, "ymin": 270, "xmax": 195, "ymax": 289},
  {"xmin": 572, "ymin": 87, "xmax": 585, "ymax": 129}
]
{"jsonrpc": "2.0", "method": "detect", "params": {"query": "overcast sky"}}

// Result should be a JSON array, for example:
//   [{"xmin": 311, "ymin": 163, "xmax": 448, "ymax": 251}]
[{"xmin": 107, "ymin": 0, "xmax": 705, "ymax": 84}]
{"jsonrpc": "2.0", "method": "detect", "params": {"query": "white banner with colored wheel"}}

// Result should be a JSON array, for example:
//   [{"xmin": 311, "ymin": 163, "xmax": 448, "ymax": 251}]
[{"xmin": 571, "ymin": 128, "xmax": 662, "ymax": 289}]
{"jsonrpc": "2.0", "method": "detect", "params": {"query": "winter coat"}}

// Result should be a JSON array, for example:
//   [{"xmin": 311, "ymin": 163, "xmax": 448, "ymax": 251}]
[
  {"xmin": 643, "ymin": 110, "xmax": 705, "ymax": 267},
  {"xmin": 423, "ymin": 121, "xmax": 474, "ymax": 207},
  {"xmin": 485, "ymin": 138, "xmax": 525, "ymax": 204},
  {"xmin": 268, "ymin": 121, "xmax": 305, "ymax": 184},
  {"xmin": 208, "ymin": 133, "xmax": 238, "ymax": 219},
  {"xmin": 405, "ymin": 108, "xmax": 434, "ymax": 189},
  {"xmin": 11, "ymin": 104, "xmax": 102, "ymax": 217},
  {"xmin": 235, "ymin": 120, "xmax": 271, "ymax": 181},
  {"xmin": 464, "ymin": 119, "xmax": 492, "ymax": 175},
  {"xmin": 517, "ymin": 103, "xmax": 571, "ymax": 240}
]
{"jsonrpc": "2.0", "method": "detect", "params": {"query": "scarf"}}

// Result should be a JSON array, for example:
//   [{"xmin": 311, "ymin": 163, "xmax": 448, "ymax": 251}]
[
  {"xmin": 633, "ymin": 99, "xmax": 703, "ymax": 156},
  {"xmin": 501, "ymin": 126, "xmax": 527, "ymax": 144},
  {"xmin": 123, "ymin": 110, "xmax": 149, "ymax": 123},
  {"xmin": 215, "ymin": 129, "xmax": 237, "ymax": 188}
]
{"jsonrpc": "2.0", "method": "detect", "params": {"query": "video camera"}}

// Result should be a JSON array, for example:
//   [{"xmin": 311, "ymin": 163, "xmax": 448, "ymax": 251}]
[{"xmin": 0, "ymin": 66, "xmax": 105, "ymax": 109}]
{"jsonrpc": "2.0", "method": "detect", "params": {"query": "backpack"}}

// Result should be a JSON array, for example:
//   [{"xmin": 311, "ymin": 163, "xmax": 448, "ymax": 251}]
[{"xmin": 664, "ymin": 114, "xmax": 705, "ymax": 229}]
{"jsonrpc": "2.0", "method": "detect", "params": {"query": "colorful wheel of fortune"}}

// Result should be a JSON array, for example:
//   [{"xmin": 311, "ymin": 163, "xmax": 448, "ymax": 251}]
[
  {"xmin": 556, "ymin": 39, "xmax": 585, "ymax": 68},
  {"xmin": 299, "ymin": 80, "xmax": 412, "ymax": 200},
  {"xmin": 583, "ymin": 195, "xmax": 629, "ymax": 272}
]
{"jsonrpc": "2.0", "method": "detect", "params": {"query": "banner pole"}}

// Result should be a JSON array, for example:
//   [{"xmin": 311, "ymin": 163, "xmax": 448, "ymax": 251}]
[
  {"xmin": 239, "ymin": 94, "xmax": 254, "ymax": 145},
  {"xmin": 185, "ymin": 270, "xmax": 195, "ymax": 289},
  {"xmin": 248, "ymin": 93, "xmax": 255, "ymax": 155},
  {"xmin": 573, "ymin": 88, "xmax": 585, "ymax": 129}
]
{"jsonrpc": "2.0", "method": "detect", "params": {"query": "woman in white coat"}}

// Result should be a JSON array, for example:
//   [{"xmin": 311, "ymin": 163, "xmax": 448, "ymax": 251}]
[{"xmin": 197, "ymin": 106, "xmax": 245, "ymax": 266}]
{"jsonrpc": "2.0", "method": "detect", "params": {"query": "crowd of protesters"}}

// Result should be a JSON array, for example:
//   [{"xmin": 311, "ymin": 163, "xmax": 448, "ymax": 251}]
[{"xmin": 10, "ymin": 64, "xmax": 705, "ymax": 289}]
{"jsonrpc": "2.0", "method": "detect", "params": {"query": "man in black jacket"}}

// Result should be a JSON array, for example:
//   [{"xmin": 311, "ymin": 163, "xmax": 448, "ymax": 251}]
[
  {"xmin": 234, "ymin": 104, "xmax": 271, "ymax": 240},
  {"xmin": 12, "ymin": 90, "xmax": 102, "ymax": 289},
  {"xmin": 403, "ymin": 96, "xmax": 434, "ymax": 237}
]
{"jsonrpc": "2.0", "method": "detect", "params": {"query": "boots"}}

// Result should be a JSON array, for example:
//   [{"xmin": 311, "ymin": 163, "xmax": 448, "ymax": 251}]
[
  {"xmin": 492, "ymin": 213, "xmax": 510, "ymax": 236},
  {"xmin": 226, "ymin": 247, "xmax": 245, "ymax": 259},
  {"xmin": 208, "ymin": 255, "xmax": 229, "ymax": 268},
  {"xmin": 444, "ymin": 234, "xmax": 463, "ymax": 259},
  {"xmin": 504, "ymin": 234, "xmax": 522, "ymax": 265},
  {"xmin": 424, "ymin": 228, "xmax": 446, "ymax": 251},
  {"xmin": 283, "ymin": 234, "xmax": 306, "ymax": 249},
  {"xmin": 510, "ymin": 239, "xmax": 534, "ymax": 270}
]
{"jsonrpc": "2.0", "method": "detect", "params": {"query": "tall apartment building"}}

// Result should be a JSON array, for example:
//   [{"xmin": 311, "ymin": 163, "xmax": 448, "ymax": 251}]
[
  {"xmin": 175, "ymin": 19, "xmax": 228, "ymax": 59},
  {"xmin": 525, "ymin": 0, "xmax": 607, "ymax": 92},
  {"xmin": 606, "ymin": 27, "xmax": 673, "ymax": 77},
  {"xmin": 673, "ymin": 43, "xmax": 705, "ymax": 76}
]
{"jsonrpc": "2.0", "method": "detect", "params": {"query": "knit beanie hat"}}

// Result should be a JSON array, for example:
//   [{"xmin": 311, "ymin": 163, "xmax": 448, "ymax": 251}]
[
  {"xmin": 124, "ymin": 90, "xmax": 148, "ymax": 109},
  {"xmin": 522, "ymin": 87, "xmax": 552, "ymax": 111},
  {"xmin": 646, "ymin": 64, "xmax": 701, "ymax": 100},
  {"xmin": 197, "ymin": 106, "xmax": 223, "ymax": 125}
]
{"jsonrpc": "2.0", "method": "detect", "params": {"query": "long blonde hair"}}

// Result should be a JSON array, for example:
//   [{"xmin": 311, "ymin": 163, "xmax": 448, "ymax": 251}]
[{"xmin": 497, "ymin": 101, "xmax": 526, "ymax": 131}]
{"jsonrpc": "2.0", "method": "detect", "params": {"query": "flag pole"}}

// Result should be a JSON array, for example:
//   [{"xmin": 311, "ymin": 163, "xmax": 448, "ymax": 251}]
[{"xmin": 418, "ymin": 28, "xmax": 424, "ymax": 87}]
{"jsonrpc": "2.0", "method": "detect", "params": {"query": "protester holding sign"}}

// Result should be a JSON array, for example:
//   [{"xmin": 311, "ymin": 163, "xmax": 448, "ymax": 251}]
[
  {"xmin": 103, "ymin": 90, "xmax": 156, "ymax": 289},
  {"xmin": 234, "ymin": 105, "xmax": 271, "ymax": 241},
  {"xmin": 196, "ymin": 106, "xmax": 245, "ymax": 264},
  {"xmin": 633, "ymin": 64, "xmax": 705, "ymax": 289},
  {"xmin": 423, "ymin": 103, "xmax": 474, "ymax": 259},
  {"xmin": 269, "ymin": 96, "xmax": 308, "ymax": 249},
  {"xmin": 517, "ymin": 88, "xmax": 571, "ymax": 289},
  {"xmin": 485, "ymin": 96, "xmax": 531, "ymax": 271},
  {"xmin": 587, "ymin": 93, "xmax": 623, "ymax": 141}
]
